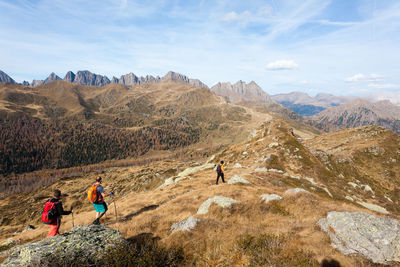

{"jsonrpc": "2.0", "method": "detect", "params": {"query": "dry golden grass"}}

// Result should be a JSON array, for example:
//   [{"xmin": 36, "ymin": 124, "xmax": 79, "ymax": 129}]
[{"xmin": 1, "ymin": 119, "xmax": 399, "ymax": 266}]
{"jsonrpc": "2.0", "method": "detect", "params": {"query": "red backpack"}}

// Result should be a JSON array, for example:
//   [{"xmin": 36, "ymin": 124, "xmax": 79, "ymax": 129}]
[{"xmin": 42, "ymin": 200, "xmax": 58, "ymax": 224}]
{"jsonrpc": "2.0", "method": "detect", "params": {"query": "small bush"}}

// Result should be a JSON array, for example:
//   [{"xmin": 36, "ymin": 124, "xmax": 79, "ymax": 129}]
[{"xmin": 236, "ymin": 233, "xmax": 317, "ymax": 267}]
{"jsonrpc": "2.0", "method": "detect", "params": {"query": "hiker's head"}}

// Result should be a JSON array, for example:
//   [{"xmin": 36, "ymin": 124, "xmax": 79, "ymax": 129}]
[
  {"xmin": 96, "ymin": 176, "xmax": 102, "ymax": 184},
  {"xmin": 220, "ymin": 160, "xmax": 224, "ymax": 164},
  {"xmin": 53, "ymin": 189, "xmax": 61, "ymax": 199}
]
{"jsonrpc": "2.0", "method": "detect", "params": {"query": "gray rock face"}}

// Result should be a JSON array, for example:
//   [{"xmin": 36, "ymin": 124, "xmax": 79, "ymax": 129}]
[
  {"xmin": 31, "ymin": 80, "xmax": 44, "ymax": 87},
  {"xmin": 318, "ymin": 211, "xmax": 400, "ymax": 264},
  {"xmin": 119, "ymin": 72, "xmax": 139, "ymax": 85},
  {"xmin": 1, "ymin": 225, "xmax": 125, "ymax": 267},
  {"xmin": 74, "ymin": 70, "xmax": 111, "ymax": 86},
  {"xmin": 63, "ymin": 71, "xmax": 76, "ymax": 83},
  {"xmin": 170, "ymin": 216, "xmax": 201, "ymax": 232},
  {"xmin": 197, "ymin": 196, "xmax": 238, "ymax": 215},
  {"xmin": 210, "ymin": 80, "xmax": 274, "ymax": 104},
  {"xmin": 43, "ymin": 72, "xmax": 61, "ymax": 85},
  {"xmin": 110, "ymin": 76, "xmax": 119, "ymax": 84},
  {"xmin": 0, "ymin": 70, "xmax": 15, "ymax": 83},
  {"xmin": 162, "ymin": 71, "xmax": 207, "ymax": 88}
]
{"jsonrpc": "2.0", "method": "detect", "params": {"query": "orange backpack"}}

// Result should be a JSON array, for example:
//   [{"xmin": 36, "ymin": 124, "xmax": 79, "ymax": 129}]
[{"xmin": 88, "ymin": 184, "xmax": 99, "ymax": 203}]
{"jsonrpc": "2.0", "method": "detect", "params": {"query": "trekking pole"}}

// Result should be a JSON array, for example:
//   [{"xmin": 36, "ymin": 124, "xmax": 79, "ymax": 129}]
[
  {"xmin": 111, "ymin": 195, "xmax": 118, "ymax": 223},
  {"xmin": 71, "ymin": 211, "xmax": 75, "ymax": 228}
]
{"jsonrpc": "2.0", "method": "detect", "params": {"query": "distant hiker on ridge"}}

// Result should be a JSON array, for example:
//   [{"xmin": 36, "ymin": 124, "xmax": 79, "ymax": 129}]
[
  {"xmin": 216, "ymin": 160, "xmax": 225, "ymax": 185},
  {"xmin": 41, "ymin": 189, "xmax": 73, "ymax": 237},
  {"xmin": 88, "ymin": 176, "xmax": 113, "ymax": 225}
]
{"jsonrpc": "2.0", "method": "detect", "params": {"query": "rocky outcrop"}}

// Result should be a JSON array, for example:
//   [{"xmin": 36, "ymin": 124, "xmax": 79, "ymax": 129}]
[
  {"xmin": 0, "ymin": 70, "xmax": 15, "ymax": 83},
  {"xmin": 170, "ymin": 216, "xmax": 201, "ymax": 232},
  {"xmin": 318, "ymin": 211, "xmax": 400, "ymax": 264},
  {"xmin": 197, "ymin": 196, "xmax": 238, "ymax": 215},
  {"xmin": 211, "ymin": 80, "xmax": 274, "ymax": 104},
  {"xmin": 63, "ymin": 71, "xmax": 76, "ymax": 83},
  {"xmin": 73, "ymin": 70, "xmax": 111, "ymax": 86},
  {"xmin": 357, "ymin": 201, "xmax": 389, "ymax": 214},
  {"xmin": 227, "ymin": 174, "xmax": 250, "ymax": 184},
  {"xmin": 284, "ymin": 188, "xmax": 309, "ymax": 195},
  {"xmin": 31, "ymin": 80, "xmax": 44, "ymax": 87},
  {"xmin": 162, "ymin": 71, "xmax": 207, "ymax": 88},
  {"xmin": 260, "ymin": 194, "xmax": 282, "ymax": 204},
  {"xmin": 1, "ymin": 225, "xmax": 125, "ymax": 267},
  {"xmin": 43, "ymin": 72, "xmax": 61, "ymax": 85}
]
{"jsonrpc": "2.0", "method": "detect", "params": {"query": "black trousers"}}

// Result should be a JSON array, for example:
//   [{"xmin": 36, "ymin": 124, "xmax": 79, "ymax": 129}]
[{"xmin": 216, "ymin": 172, "xmax": 225, "ymax": 184}]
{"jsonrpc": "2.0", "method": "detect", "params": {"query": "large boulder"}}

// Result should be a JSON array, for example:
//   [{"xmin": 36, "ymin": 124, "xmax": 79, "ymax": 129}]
[
  {"xmin": 170, "ymin": 216, "xmax": 201, "ymax": 232},
  {"xmin": 318, "ymin": 211, "xmax": 400, "ymax": 264},
  {"xmin": 1, "ymin": 225, "xmax": 126, "ymax": 267},
  {"xmin": 197, "ymin": 196, "xmax": 238, "ymax": 215},
  {"xmin": 227, "ymin": 175, "xmax": 250, "ymax": 185}
]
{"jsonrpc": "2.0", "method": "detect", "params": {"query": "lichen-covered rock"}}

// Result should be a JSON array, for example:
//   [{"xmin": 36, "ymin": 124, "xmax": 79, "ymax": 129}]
[
  {"xmin": 233, "ymin": 163, "xmax": 242, "ymax": 168},
  {"xmin": 197, "ymin": 196, "xmax": 238, "ymax": 215},
  {"xmin": 284, "ymin": 188, "xmax": 309, "ymax": 195},
  {"xmin": 260, "ymin": 194, "xmax": 282, "ymax": 204},
  {"xmin": 254, "ymin": 167, "xmax": 268, "ymax": 172},
  {"xmin": 1, "ymin": 225, "xmax": 126, "ymax": 267},
  {"xmin": 357, "ymin": 201, "xmax": 389, "ymax": 214},
  {"xmin": 318, "ymin": 211, "xmax": 400, "ymax": 264},
  {"xmin": 170, "ymin": 216, "xmax": 201, "ymax": 232},
  {"xmin": 227, "ymin": 175, "xmax": 250, "ymax": 185}
]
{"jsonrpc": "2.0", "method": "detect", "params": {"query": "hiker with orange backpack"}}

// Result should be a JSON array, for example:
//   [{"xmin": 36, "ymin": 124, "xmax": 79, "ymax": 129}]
[
  {"xmin": 88, "ymin": 176, "xmax": 113, "ymax": 225},
  {"xmin": 216, "ymin": 160, "xmax": 225, "ymax": 185},
  {"xmin": 42, "ymin": 189, "xmax": 73, "ymax": 237}
]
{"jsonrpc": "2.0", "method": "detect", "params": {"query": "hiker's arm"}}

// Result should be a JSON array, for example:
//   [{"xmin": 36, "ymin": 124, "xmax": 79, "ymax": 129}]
[
  {"xmin": 101, "ymin": 192, "xmax": 113, "ymax": 198},
  {"xmin": 57, "ymin": 203, "xmax": 72, "ymax": 215}
]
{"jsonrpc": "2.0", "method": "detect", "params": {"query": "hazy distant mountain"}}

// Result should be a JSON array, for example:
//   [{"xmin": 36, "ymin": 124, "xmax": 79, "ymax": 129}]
[
  {"xmin": 211, "ymin": 80, "xmax": 274, "ymax": 104},
  {"xmin": 272, "ymin": 92, "xmax": 355, "ymax": 116},
  {"xmin": 0, "ymin": 70, "xmax": 16, "ymax": 83},
  {"xmin": 309, "ymin": 99, "xmax": 400, "ymax": 134}
]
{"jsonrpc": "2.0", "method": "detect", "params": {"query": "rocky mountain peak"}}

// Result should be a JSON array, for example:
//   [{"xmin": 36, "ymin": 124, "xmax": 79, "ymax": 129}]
[
  {"xmin": 64, "ymin": 71, "xmax": 76, "ymax": 83},
  {"xmin": 0, "ymin": 70, "xmax": 16, "ymax": 83},
  {"xmin": 210, "ymin": 80, "xmax": 274, "ymax": 104},
  {"xmin": 74, "ymin": 70, "xmax": 111, "ymax": 86},
  {"xmin": 43, "ymin": 72, "xmax": 61, "ymax": 85}
]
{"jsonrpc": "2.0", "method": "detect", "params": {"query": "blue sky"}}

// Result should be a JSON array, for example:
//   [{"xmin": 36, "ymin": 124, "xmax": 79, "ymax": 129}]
[{"xmin": 0, "ymin": 0, "xmax": 399, "ymax": 101}]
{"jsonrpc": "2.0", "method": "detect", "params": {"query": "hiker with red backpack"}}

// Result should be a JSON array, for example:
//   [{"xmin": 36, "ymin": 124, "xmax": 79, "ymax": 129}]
[
  {"xmin": 42, "ymin": 189, "xmax": 73, "ymax": 237},
  {"xmin": 88, "ymin": 176, "xmax": 113, "ymax": 225}
]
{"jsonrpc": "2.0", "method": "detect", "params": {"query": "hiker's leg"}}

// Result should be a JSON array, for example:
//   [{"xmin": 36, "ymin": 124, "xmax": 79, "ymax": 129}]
[
  {"xmin": 96, "ymin": 212, "xmax": 101, "ymax": 219},
  {"xmin": 221, "ymin": 173, "xmax": 225, "ymax": 183},
  {"xmin": 48, "ymin": 224, "xmax": 58, "ymax": 237},
  {"xmin": 216, "ymin": 173, "xmax": 220, "ymax": 184}
]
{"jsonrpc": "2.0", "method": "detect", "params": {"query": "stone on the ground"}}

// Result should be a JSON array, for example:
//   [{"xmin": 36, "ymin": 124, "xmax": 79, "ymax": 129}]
[
  {"xmin": 318, "ymin": 211, "xmax": 400, "ymax": 264},
  {"xmin": 345, "ymin": 196, "xmax": 354, "ymax": 202},
  {"xmin": 357, "ymin": 201, "xmax": 389, "ymax": 214},
  {"xmin": 22, "ymin": 225, "xmax": 35, "ymax": 233},
  {"xmin": 1, "ymin": 225, "xmax": 126, "ymax": 267},
  {"xmin": 284, "ymin": 188, "xmax": 309, "ymax": 195},
  {"xmin": 170, "ymin": 216, "xmax": 201, "ymax": 232},
  {"xmin": 227, "ymin": 175, "xmax": 250, "ymax": 185},
  {"xmin": 0, "ymin": 238, "xmax": 19, "ymax": 248},
  {"xmin": 268, "ymin": 142, "xmax": 279, "ymax": 148},
  {"xmin": 260, "ymin": 194, "xmax": 282, "ymax": 204},
  {"xmin": 304, "ymin": 177, "xmax": 317, "ymax": 185},
  {"xmin": 197, "ymin": 196, "xmax": 238, "ymax": 215},
  {"xmin": 254, "ymin": 167, "xmax": 268, "ymax": 172},
  {"xmin": 233, "ymin": 163, "xmax": 242, "ymax": 168}
]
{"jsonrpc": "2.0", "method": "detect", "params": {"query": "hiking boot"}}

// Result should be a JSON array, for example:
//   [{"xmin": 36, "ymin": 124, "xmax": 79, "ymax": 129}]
[{"xmin": 93, "ymin": 219, "xmax": 100, "ymax": 225}]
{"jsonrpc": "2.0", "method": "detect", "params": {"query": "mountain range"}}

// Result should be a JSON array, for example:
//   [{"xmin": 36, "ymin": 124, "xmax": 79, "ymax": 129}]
[
  {"xmin": 0, "ymin": 70, "xmax": 207, "ymax": 88},
  {"xmin": 271, "ymin": 91, "xmax": 355, "ymax": 116},
  {"xmin": 309, "ymin": 98, "xmax": 400, "ymax": 134}
]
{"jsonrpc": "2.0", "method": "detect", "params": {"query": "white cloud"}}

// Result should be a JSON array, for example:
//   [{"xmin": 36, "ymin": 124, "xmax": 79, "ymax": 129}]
[
  {"xmin": 345, "ymin": 73, "xmax": 384, "ymax": 82},
  {"xmin": 266, "ymin": 60, "xmax": 299, "ymax": 70},
  {"xmin": 221, "ymin": 11, "xmax": 252, "ymax": 23},
  {"xmin": 368, "ymin": 92, "xmax": 400, "ymax": 104},
  {"xmin": 368, "ymin": 83, "xmax": 398, "ymax": 89}
]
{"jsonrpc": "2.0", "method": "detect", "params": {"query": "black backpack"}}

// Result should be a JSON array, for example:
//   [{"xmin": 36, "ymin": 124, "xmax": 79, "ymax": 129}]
[{"xmin": 216, "ymin": 164, "xmax": 222, "ymax": 173}]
